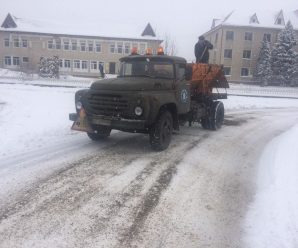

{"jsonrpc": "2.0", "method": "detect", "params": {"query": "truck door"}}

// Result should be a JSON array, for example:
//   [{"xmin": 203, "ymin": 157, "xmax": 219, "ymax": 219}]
[{"xmin": 175, "ymin": 63, "xmax": 190, "ymax": 114}]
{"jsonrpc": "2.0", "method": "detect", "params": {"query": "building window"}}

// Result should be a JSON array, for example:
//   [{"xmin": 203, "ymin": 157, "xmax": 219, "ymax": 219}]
[
  {"xmin": 277, "ymin": 18, "xmax": 282, "ymax": 25},
  {"xmin": 223, "ymin": 67, "xmax": 231, "ymax": 76},
  {"xmin": 90, "ymin": 61, "xmax": 97, "ymax": 70},
  {"xmin": 4, "ymin": 38, "xmax": 9, "ymax": 47},
  {"xmin": 110, "ymin": 44, "xmax": 115, "ymax": 53},
  {"xmin": 95, "ymin": 42, "xmax": 101, "ymax": 52},
  {"xmin": 243, "ymin": 50, "xmax": 251, "ymax": 59},
  {"xmin": 4, "ymin": 56, "xmax": 11, "ymax": 65},
  {"xmin": 226, "ymin": 31, "xmax": 234, "ymax": 40},
  {"xmin": 22, "ymin": 39, "xmax": 28, "ymax": 48},
  {"xmin": 241, "ymin": 68, "xmax": 249, "ymax": 76},
  {"xmin": 82, "ymin": 61, "xmax": 88, "ymax": 69},
  {"xmin": 215, "ymin": 33, "xmax": 218, "ymax": 43},
  {"xmin": 140, "ymin": 43, "xmax": 146, "ymax": 54},
  {"xmin": 48, "ymin": 40, "xmax": 54, "ymax": 49},
  {"xmin": 71, "ymin": 40, "xmax": 77, "ymax": 51},
  {"xmin": 124, "ymin": 43, "xmax": 130, "ymax": 54},
  {"xmin": 224, "ymin": 49, "xmax": 232, "ymax": 58},
  {"xmin": 64, "ymin": 40, "xmax": 70, "ymax": 50},
  {"xmin": 244, "ymin": 32, "xmax": 253, "ymax": 41},
  {"xmin": 56, "ymin": 40, "xmax": 61, "ymax": 50},
  {"xmin": 80, "ymin": 41, "xmax": 86, "ymax": 52},
  {"xmin": 64, "ymin": 60, "xmax": 71, "ymax": 68},
  {"xmin": 14, "ymin": 39, "xmax": 20, "ymax": 47},
  {"xmin": 117, "ymin": 43, "xmax": 123, "ymax": 54},
  {"xmin": 13, "ymin": 57, "xmax": 20, "ymax": 66},
  {"xmin": 22, "ymin": 57, "xmax": 29, "ymax": 63},
  {"xmin": 263, "ymin": 34, "xmax": 271, "ymax": 42},
  {"xmin": 74, "ymin": 60, "xmax": 80, "ymax": 69},
  {"xmin": 132, "ymin": 43, "xmax": 138, "ymax": 50},
  {"xmin": 59, "ymin": 59, "xmax": 63, "ymax": 67},
  {"xmin": 88, "ymin": 41, "xmax": 94, "ymax": 52}
]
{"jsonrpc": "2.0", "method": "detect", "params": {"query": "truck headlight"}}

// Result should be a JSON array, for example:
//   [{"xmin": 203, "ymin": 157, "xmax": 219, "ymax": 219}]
[
  {"xmin": 76, "ymin": 101, "xmax": 82, "ymax": 110},
  {"xmin": 134, "ymin": 106, "xmax": 143, "ymax": 116}
]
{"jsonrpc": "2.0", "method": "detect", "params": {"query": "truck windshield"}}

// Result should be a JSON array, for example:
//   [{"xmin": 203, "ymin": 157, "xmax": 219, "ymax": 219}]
[{"xmin": 119, "ymin": 60, "xmax": 174, "ymax": 79}]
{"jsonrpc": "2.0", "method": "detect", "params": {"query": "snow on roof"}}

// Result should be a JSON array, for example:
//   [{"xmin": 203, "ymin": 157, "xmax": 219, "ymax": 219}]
[
  {"xmin": 212, "ymin": 9, "xmax": 298, "ymax": 30},
  {"xmin": 0, "ymin": 13, "xmax": 160, "ymax": 41}
]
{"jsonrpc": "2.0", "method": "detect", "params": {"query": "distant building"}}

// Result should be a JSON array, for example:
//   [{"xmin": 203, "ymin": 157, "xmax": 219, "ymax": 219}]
[
  {"xmin": 203, "ymin": 9, "xmax": 298, "ymax": 82},
  {"xmin": 0, "ymin": 13, "xmax": 162, "ymax": 77}
]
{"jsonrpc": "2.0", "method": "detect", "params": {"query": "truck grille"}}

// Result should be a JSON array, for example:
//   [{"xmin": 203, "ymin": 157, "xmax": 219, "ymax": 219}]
[{"xmin": 86, "ymin": 93, "xmax": 129, "ymax": 117}]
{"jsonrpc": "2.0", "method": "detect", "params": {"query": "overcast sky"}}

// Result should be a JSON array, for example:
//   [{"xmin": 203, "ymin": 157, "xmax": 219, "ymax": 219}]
[{"xmin": 1, "ymin": 0, "xmax": 297, "ymax": 61}]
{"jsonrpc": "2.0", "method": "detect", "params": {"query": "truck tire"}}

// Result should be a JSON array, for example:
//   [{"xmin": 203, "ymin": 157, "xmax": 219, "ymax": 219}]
[
  {"xmin": 87, "ymin": 126, "xmax": 111, "ymax": 141},
  {"xmin": 210, "ymin": 101, "xmax": 224, "ymax": 130},
  {"xmin": 149, "ymin": 110, "xmax": 173, "ymax": 151}
]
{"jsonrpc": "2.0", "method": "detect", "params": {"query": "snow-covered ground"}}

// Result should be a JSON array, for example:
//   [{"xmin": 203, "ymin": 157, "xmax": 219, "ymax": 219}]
[
  {"xmin": 244, "ymin": 124, "xmax": 298, "ymax": 248},
  {"xmin": 0, "ymin": 82, "xmax": 298, "ymax": 247}
]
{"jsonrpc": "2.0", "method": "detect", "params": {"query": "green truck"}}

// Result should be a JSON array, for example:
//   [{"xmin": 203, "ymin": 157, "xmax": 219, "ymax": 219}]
[{"xmin": 69, "ymin": 51, "xmax": 228, "ymax": 151}]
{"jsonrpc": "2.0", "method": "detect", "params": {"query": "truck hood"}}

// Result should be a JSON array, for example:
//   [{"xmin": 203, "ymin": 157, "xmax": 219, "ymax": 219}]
[{"xmin": 90, "ymin": 77, "xmax": 173, "ymax": 91}]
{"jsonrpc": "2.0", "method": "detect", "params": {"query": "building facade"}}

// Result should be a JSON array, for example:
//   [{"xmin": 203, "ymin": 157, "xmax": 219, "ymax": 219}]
[
  {"xmin": 203, "ymin": 10, "xmax": 298, "ymax": 82},
  {"xmin": 0, "ymin": 14, "xmax": 162, "ymax": 77}
]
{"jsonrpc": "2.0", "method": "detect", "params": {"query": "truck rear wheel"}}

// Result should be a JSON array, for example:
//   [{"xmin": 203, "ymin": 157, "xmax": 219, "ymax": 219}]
[
  {"xmin": 201, "ymin": 117, "xmax": 211, "ymax": 129},
  {"xmin": 149, "ymin": 110, "xmax": 173, "ymax": 151},
  {"xmin": 210, "ymin": 101, "xmax": 224, "ymax": 130},
  {"xmin": 87, "ymin": 126, "xmax": 111, "ymax": 141}
]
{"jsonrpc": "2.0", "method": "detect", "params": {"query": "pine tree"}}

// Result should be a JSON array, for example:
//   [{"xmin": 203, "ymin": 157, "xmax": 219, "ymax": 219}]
[
  {"xmin": 271, "ymin": 21, "xmax": 297, "ymax": 86},
  {"xmin": 39, "ymin": 56, "xmax": 60, "ymax": 78},
  {"xmin": 254, "ymin": 41, "xmax": 272, "ymax": 86}
]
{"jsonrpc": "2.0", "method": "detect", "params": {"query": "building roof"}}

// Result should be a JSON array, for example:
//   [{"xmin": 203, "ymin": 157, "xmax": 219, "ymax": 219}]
[
  {"xmin": 0, "ymin": 13, "xmax": 161, "ymax": 41},
  {"xmin": 141, "ymin": 23, "xmax": 156, "ymax": 37},
  {"xmin": 211, "ymin": 9, "xmax": 298, "ymax": 30}
]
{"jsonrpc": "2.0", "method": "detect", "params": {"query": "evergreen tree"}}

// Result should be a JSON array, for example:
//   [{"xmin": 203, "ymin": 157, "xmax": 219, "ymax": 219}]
[
  {"xmin": 254, "ymin": 41, "xmax": 272, "ymax": 86},
  {"xmin": 271, "ymin": 21, "xmax": 297, "ymax": 86},
  {"xmin": 39, "ymin": 56, "xmax": 59, "ymax": 78},
  {"xmin": 290, "ymin": 55, "xmax": 298, "ymax": 86}
]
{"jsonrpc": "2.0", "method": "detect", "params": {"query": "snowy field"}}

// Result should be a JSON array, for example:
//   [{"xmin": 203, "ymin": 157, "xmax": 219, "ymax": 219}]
[{"xmin": 0, "ymin": 82, "xmax": 298, "ymax": 247}]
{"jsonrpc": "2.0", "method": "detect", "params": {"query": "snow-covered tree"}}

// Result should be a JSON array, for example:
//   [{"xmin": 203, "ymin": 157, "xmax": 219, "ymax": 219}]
[
  {"xmin": 271, "ymin": 21, "xmax": 297, "ymax": 86},
  {"xmin": 39, "ymin": 56, "xmax": 59, "ymax": 78},
  {"xmin": 254, "ymin": 41, "xmax": 272, "ymax": 86},
  {"xmin": 290, "ymin": 55, "xmax": 298, "ymax": 86}
]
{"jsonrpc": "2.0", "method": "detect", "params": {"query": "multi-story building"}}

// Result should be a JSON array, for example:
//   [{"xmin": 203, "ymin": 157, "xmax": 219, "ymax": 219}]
[
  {"xmin": 203, "ymin": 9, "xmax": 298, "ymax": 82},
  {"xmin": 0, "ymin": 13, "xmax": 162, "ymax": 77}
]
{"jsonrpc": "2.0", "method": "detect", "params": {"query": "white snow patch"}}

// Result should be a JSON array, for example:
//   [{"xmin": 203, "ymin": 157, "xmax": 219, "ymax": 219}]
[{"xmin": 244, "ymin": 124, "xmax": 298, "ymax": 248}]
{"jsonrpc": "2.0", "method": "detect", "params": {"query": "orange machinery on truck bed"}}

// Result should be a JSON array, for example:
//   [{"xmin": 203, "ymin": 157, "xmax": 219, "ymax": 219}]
[{"xmin": 188, "ymin": 63, "xmax": 229, "ymax": 99}]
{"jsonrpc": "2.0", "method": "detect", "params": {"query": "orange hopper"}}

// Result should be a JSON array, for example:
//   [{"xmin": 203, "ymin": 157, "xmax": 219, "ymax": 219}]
[{"xmin": 187, "ymin": 63, "xmax": 229, "ymax": 97}]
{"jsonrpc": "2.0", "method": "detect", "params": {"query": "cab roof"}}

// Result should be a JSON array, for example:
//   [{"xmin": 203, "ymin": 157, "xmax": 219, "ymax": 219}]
[{"xmin": 120, "ymin": 55, "xmax": 187, "ymax": 64}]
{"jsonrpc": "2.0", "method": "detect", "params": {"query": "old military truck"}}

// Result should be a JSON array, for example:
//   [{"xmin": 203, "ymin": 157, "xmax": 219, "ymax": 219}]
[{"xmin": 69, "ymin": 50, "xmax": 228, "ymax": 151}]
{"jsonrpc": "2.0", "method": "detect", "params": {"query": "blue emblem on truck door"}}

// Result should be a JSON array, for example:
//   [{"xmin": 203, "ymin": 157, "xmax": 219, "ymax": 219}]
[{"xmin": 181, "ymin": 89, "xmax": 188, "ymax": 103}]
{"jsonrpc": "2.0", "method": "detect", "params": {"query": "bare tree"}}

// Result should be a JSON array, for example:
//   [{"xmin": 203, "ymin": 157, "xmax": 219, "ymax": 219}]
[{"xmin": 162, "ymin": 33, "xmax": 178, "ymax": 56}]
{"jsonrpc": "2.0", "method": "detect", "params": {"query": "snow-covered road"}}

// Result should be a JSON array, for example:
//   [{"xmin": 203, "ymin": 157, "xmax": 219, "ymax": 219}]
[{"xmin": 0, "ymin": 83, "xmax": 298, "ymax": 247}]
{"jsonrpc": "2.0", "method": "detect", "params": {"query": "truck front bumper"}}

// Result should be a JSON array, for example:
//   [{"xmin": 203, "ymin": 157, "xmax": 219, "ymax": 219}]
[
  {"xmin": 69, "ymin": 113, "xmax": 146, "ymax": 131},
  {"xmin": 90, "ymin": 114, "xmax": 146, "ymax": 130}
]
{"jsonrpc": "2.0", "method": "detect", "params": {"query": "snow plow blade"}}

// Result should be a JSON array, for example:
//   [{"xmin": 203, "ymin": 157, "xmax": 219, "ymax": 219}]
[{"xmin": 70, "ymin": 108, "xmax": 93, "ymax": 133}]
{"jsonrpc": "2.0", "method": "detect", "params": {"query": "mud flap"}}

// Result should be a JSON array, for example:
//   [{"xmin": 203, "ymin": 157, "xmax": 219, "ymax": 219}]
[{"xmin": 71, "ymin": 108, "xmax": 94, "ymax": 133}]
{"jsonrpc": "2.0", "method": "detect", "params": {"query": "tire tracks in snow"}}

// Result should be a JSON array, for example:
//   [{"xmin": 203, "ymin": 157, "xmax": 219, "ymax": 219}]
[{"xmin": 0, "ymin": 127, "xmax": 210, "ymax": 247}]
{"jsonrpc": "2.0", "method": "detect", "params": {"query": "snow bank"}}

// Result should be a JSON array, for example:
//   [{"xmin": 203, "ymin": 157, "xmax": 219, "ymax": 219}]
[{"xmin": 244, "ymin": 124, "xmax": 298, "ymax": 248}]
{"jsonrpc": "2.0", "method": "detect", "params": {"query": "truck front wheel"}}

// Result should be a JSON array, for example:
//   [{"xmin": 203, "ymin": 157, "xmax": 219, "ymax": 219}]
[
  {"xmin": 149, "ymin": 111, "xmax": 173, "ymax": 151},
  {"xmin": 87, "ymin": 126, "xmax": 111, "ymax": 141}
]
